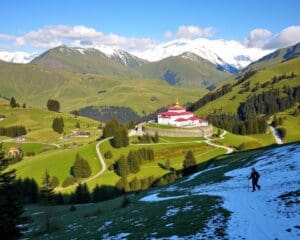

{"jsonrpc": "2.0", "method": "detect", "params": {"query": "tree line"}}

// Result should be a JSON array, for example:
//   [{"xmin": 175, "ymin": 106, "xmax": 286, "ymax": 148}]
[
  {"xmin": 0, "ymin": 125, "xmax": 27, "ymax": 137},
  {"xmin": 207, "ymin": 113, "xmax": 268, "ymax": 135},
  {"xmin": 114, "ymin": 148, "xmax": 155, "ymax": 176},
  {"xmin": 238, "ymin": 86, "xmax": 300, "ymax": 121}
]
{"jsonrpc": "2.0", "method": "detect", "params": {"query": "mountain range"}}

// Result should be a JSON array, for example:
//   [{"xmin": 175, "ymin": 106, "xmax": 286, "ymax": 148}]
[{"xmin": 0, "ymin": 38, "xmax": 273, "ymax": 72}]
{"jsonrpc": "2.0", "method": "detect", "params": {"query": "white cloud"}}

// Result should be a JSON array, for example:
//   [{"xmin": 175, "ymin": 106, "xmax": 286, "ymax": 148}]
[
  {"xmin": 11, "ymin": 25, "xmax": 157, "ymax": 51},
  {"xmin": 176, "ymin": 25, "xmax": 214, "ymax": 39},
  {"xmin": 164, "ymin": 31, "xmax": 173, "ymax": 38},
  {"xmin": 264, "ymin": 26, "xmax": 300, "ymax": 49},
  {"xmin": 245, "ymin": 26, "xmax": 300, "ymax": 49},
  {"xmin": 244, "ymin": 29, "xmax": 273, "ymax": 48},
  {"xmin": 0, "ymin": 34, "xmax": 14, "ymax": 41}
]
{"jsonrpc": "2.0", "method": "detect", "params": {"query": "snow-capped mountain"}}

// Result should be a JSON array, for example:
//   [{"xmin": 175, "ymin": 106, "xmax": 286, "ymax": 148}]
[
  {"xmin": 132, "ymin": 38, "xmax": 274, "ymax": 70},
  {"xmin": 95, "ymin": 45, "xmax": 148, "ymax": 68},
  {"xmin": 0, "ymin": 51, "xmax": 39, "ymax": 63}
]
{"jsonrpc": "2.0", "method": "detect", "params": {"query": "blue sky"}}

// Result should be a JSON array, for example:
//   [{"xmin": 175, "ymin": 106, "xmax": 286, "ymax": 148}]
[{"xmin": 0, "ymin": 0, "xmax": 300, "ymax": 52}]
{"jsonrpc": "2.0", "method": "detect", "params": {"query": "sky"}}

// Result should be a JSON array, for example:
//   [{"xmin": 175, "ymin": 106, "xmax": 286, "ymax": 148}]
[{"xmin": 0, "ymin": 0, "xmax": 300, "ymax": 52}]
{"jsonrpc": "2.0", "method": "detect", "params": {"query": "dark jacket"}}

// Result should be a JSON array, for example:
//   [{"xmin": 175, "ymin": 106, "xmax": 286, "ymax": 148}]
[{"xmin": 249, "ymin": 170, "xmax": 260, "ymax": 181}]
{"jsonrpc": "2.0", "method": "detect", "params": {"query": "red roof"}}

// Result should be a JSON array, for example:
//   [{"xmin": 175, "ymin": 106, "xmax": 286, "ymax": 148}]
[
  {"xmin": 199, "ymin": 118, "xmax": 207, "ymax": 123},
  {"xmin": 168, "ymin": 106, "xmax": 186, "ymax": 110},
  {"xmin": 189, "ymin": 116, "xmax": 199, "ymax": 121},
  {"xmin": 175, "ymin": 118, "xmax": 188, "ymax": 122},
  {"xmin": 158, "ymin": 111, "xmax": 193, "ymax": 117}
]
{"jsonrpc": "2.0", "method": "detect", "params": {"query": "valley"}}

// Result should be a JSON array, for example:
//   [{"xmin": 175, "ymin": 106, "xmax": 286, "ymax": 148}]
[{"xmin": 0, "ymin": 10, "xmax": 299, "ymax": 239}]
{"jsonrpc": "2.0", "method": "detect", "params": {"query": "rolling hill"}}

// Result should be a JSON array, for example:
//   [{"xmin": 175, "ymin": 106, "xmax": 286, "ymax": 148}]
[
  {"xmin": 136, "ymin": 52, "xmax": 231, "ymax": 88},
  {"xmin": 192, "ymin": 57, "xmax": 300, "ymax": 117},
  {"xmin": 0, "ymin": 60, "xmax": 207, "ymax": 115}
]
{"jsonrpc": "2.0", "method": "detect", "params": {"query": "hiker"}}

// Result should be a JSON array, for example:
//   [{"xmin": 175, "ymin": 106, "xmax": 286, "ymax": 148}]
[{"xmin": 248, "ymin": 167, "xmax": 261, "ymax": 192}]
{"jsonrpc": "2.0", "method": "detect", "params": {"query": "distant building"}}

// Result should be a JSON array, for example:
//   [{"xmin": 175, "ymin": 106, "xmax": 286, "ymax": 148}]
[
  {"xmin": 72, "ymin": 130, "xmax": 90, "ymax": 138},
  {"xmin": 7, "ymin": 147, "xmax": 23, "ymax": 158},
  {"xmin": 15, "ymin": 136, "xmax": 26, "ymax": 142},
  {"xmin": 157, "ymin": 101, "xmax": 208, "ymax": 127},
  {"xmin": 0, "ymin": 114, "xmax": 5, "ymax": 121}
]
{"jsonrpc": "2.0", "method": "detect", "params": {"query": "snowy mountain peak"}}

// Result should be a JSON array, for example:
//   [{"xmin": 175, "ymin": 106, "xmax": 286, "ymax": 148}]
[
  {"xmin": 0, "ymin": 51, "xmax": 39, "ymax": 64},
  {"xmin": 133, "ymin": 38, "xmax": 274, "ymax": 70}
]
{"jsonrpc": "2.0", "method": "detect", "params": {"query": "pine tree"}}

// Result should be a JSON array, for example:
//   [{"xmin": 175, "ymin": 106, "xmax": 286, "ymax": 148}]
[
  {"xmin": 183, "ymin": 150, "xmax": 197, "ymax": 174},
  {"xmin": 165, "ymin": 159, "xmax": 171, "ymax": 170},
  {"xmin": 10, "ymin": 97, "xmax": 17, "ymax": 108},
  {"xmin": 72, "ymin": 153, "xmax": 92, "ymax": 179},
  {"xmin": 73, "ymin": 183, "xmax": 90, "ymax": 204},
  {"xmin": 0, "ymin": 145, "xmax": 26, "ymax": 239},
  {"xmin": 116, "ymin": 155, "xmax": 129, "ymax": 177},
  {"xmin": 47, "ymin": 99, "xmax": 60, "ymax": 112},
  {"xmin": 75, "ymin": 122, "xmax": 80, "ymax": 128},
  {"xmin": 40, "ymin": 170, "xmax": 56, "ymax": 205},
  {"xmin": 127, "ymin": 151, "xmax": 140, "ymax": 174},
  {"xmin": 52, "ymin": 117, "xmax": 64, "ymax": 134},
  {"xmin": 93, "ymin": 184, "xmax": 101, "ymax": 202}
]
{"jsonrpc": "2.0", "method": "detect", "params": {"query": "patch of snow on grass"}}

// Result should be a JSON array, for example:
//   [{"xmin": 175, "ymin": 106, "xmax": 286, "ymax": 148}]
[
  {"xmin": 162, "ymin": 208, "xmax": 180, "ymax": 219},
  {"xmin": 140, "ymin": 193, "xmax": 187, "ymax": 202},
  {"xmin": 181, "ymin": 165, "xmax": 226, "ymax": 183},
  {"xmin": 97, "ymin": 220, "xmax": 112, "ymax": 232},
  {"xmin": 31, "ymin": 211, "xmax": 44, "ymax": 216},
  {"xmin": 191, "ymin": 144, "xmax": 300, "ymax": 240},
  {"xmin": 102, "ymin": 232, "xmax": 130, "ymax": 240}
]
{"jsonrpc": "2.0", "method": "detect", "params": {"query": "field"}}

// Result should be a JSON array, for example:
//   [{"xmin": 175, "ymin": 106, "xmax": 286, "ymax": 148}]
[
  {"xmin": 0, "ymin": 98, "xmax": 100, "ymax": 143},
  {"xmin": 0, "ymin": 61, "xmax": 207, "ymax": 115}
]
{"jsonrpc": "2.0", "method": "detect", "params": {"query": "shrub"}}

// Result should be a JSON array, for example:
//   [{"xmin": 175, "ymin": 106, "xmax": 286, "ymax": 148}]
[{"xmin": 62, "ymin": 176, "xmax": 76, "ymax": 188}]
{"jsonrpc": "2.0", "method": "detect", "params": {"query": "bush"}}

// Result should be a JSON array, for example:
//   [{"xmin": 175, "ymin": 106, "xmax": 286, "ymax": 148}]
[
  {"xmin": 50, "ymin": 176, "xmax": 59, "ymax": 188},
  {"xmin": 62, "ymin": 176, "xmax": 76, "ymax": 188},
  {"xmin": 104, "ymin": 150, "xmax": 113, "ymax": 159},
  {"xmin": 120, "ymin": 195, "xmax": 130, "ymax": 208}
]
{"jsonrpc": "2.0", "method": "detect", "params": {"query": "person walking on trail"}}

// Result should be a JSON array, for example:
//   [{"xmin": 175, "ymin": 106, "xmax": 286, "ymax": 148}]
[{"xmin": 249, "ymin": 167, "xmax": 261, "ymax": 192}]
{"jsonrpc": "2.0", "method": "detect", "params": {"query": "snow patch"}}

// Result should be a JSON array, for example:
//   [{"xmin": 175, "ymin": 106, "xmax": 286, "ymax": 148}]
[{"xmin": 140, "ymin": 193, "xmax": 187, "ymax": 202}]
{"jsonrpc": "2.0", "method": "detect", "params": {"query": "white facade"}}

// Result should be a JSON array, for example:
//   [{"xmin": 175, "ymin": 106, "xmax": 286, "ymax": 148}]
[{"xmin": 157, "ymin": 103, "xmax": 208, "ymax": 127}]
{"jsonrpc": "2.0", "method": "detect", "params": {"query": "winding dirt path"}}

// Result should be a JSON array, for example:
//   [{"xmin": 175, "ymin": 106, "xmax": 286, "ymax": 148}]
[{"xmin": 204, "ymin": 130, "xmax": 233, "ymax": 154}]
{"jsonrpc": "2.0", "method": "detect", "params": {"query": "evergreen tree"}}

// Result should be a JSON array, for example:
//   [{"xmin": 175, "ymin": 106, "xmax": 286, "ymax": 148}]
[
  {"xmin": 93, "ymin": 184, "xmax": 101, "ymax": 202},
  {"xmin": 62, "ymin": 176, "xmax": 76, "ymax": 188},
  {"xmin": 40, "ymin": 170, "xmax": 56, "ymax": 205},
  {"xmin": 22, "ymin": 103, "xmax": 26, "ymax": 108},
  {"xmin": 10, "ymin": 97, "xmax": 17, "ymax": 108},
  {"xmin": 0, "ymin": 145, "xmax": 26, "ymax": 239},
  {"xmin": 129, "ymin": 177, "xmax": 141, "ymax": 191},
  {"xmin": 75, "ymin": 122, "xmax": 80, "ymax": 128},
  {"xmin": 52, "ymin": 117, "xmax": 64, "ymax": 134},
  {"xmin": 56, "ymin": 193, "xmax": 64, "ymax": 205},
  {"xmin": 183, "ymin": 150, "xmax": 197, "ymax": 174},
  {"xmin": 116, "ymin": 155, "xmax": 129, "ymax": 177},
  {"xmin": 50, "ymin": 176, "xmax": 59, "ymax": 188},
  {"xmin": 73, "ymin": 183, "xmax": 90, "ymax": 204},
  {"xmin": 47, "ymin": 99, "xmax": 60, "ymax": 112},
  {"xmin": 127, "ymin": 151, "xmax": 140, "ymax": 174},
  {"xmin": 71, "ymin": 153, "xmax": 92, "ymax": 179},
  {"xmin": 104, "ymin": 150, "xmax": 113, "ymax": 159}
]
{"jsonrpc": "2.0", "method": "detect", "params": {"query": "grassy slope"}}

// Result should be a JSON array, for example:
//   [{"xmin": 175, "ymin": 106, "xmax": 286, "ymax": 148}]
[
  {"xmin": 22, "ymin": 143, "xmax": 284, "ymax": 239},
  {"xmin": 0, "ymin": 61, "xmax": 207, "ymax": 114},
  {"xmin": 195, "ymin": 57, "xmax": 300, "ymax": 117},
  {"xmin": 31, "ymin": 46, "xmax": 139, "ymax": 78},
  {"xmin": 271, "ymin": 107, "xmax": 300, "ymax": 143},
  {"xmin": 0, "ymin": 98, "xmax": 100, "ymax": 143},
  {"xmin": 136, "ymin": 54, "xmax": 231, "ymax": 87}
]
